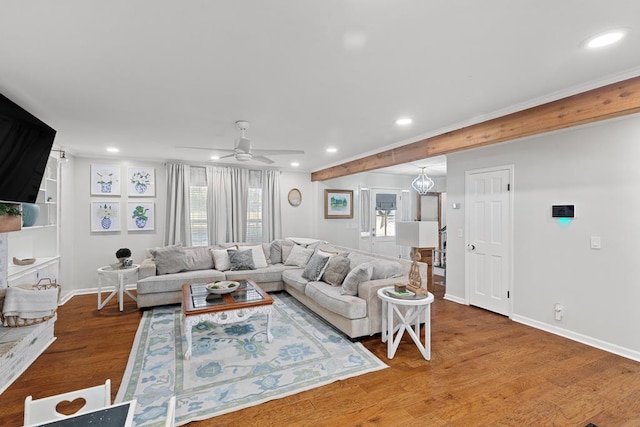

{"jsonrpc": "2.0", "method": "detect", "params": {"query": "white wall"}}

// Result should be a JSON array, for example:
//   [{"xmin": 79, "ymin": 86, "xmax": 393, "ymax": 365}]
[
  {"xmin": 280, "ymin": 171, "xmax": 318, "ymax": 239},
  {"xmin": 60, "ymin": 157, "xmax": 166, "ymax": 296},
  {"xmin": 445, "ymin": 113, "xmax": 640, "ymax": 358}
]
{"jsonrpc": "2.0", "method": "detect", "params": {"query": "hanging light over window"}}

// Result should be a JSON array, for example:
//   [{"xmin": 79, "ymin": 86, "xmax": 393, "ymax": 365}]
[{"xmin": 411, "ymin": 167, "xmax": 434, "ymax": 194}]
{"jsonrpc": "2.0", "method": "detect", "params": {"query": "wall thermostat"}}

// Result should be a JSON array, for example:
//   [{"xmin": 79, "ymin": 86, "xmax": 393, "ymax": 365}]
[{"xmin": 552, "ymin": 205, "xmax": 574, "ymax": 218}]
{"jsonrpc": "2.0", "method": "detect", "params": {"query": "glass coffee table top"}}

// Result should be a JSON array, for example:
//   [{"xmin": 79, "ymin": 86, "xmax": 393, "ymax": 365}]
[{"xmin": 188, "ymin": 280, "xmax": 266, "ymax": 310}]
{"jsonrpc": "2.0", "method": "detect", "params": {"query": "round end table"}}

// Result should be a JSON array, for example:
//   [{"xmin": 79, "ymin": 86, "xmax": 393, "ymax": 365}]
[
  {"xmin": 377, "ymin": 287, "xmax": 435, "ymax": 360},
  {"xmin": 97, "ymin": 264, "xmax": 139, "ymax": 311}
]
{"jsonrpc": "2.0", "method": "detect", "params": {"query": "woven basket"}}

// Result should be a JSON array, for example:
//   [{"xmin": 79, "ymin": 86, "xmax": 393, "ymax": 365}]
[{"xmin": 0, "ymin": 278, "xmax": 61, "ymax": 327}]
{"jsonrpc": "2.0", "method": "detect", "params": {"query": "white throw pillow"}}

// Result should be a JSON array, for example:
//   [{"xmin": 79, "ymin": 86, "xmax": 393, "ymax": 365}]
[
  {"xmin": 243, "ymin": 244, "xmax": 268, "ymax": 269},
  {"xmin": 210, "ymin": 248, "xmax": 231, "ymax": 271}
]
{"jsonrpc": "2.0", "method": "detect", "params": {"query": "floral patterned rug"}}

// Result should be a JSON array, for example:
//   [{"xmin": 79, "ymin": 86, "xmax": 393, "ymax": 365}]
[{"xmin": 116, "ymin": 292, "xmax": 387, "ymax": 426}]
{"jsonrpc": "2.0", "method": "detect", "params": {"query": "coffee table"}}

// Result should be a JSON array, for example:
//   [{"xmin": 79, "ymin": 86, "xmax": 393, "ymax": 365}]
[{"xmin": 181, "ymin": 279, "xmax": 274, "ymax": 359}]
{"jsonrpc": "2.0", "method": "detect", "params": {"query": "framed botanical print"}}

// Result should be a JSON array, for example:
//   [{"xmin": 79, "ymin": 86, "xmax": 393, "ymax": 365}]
[
  {"xmin": 91, "ymin": 164, "xmax": 121, "ymax": 196},
  {"xmin": 91, "ymin": 201, "xmax": 121, "ymax": 232},
  {"xmin": 128, "ymin": 167, "xmax": 155, "ymax": 197},
  {"xmin": 127, "ymin": 202, "xmax": 155, "ymax": 231},
  {"xmin": 324, "ymin": 189, "xmax": 354, "ymax": 219}
]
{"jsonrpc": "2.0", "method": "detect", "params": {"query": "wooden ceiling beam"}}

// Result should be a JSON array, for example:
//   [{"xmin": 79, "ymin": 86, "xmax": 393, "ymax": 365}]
[{"xmin": 311, "ymin": 75, "xmax": 640, "ymax": 181}]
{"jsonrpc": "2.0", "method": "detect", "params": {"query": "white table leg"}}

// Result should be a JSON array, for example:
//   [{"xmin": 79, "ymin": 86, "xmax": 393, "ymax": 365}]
[
  {"xmin": 119, "ymin": 274, "xmax": 124, "ymax": 312},
  {"xmin": 98, "ymin": 274, "xmax": 117, "ymax": 310},
  {"xmin": 381, "ymin": 300, "xmax": 388, "ymax": 343},
  {"xmin": 266, "ymin": 309, "xmax": 273, "ymax": 343},
  {"xmin": 183, "ymin": 314, "xmax": 193, "ymax": 360}
]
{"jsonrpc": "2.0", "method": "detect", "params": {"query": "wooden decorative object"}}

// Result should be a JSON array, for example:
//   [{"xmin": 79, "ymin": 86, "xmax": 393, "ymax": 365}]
[{"xmin": 406, "ymin": 250, "xmax": 428, "ymax": 295}]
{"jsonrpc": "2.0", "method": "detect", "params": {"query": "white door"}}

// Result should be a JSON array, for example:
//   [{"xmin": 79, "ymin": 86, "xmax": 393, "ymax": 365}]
[
  {"xmin": 369, "ymin": 189, "xmax": 407, "ymax": 257},
  {"xmin": 465, "ymin": 167, "xmax": 512, "ymax": 316}
]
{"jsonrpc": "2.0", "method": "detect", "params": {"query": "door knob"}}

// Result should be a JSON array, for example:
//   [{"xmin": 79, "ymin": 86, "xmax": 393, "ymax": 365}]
[{"xmin": 468, "ymin": 244, "xmax": 475, "ymax": 251}]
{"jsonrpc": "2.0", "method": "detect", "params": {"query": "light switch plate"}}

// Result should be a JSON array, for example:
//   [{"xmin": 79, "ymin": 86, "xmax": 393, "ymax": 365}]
[{"xmin": 590, "ymin": 236, "xmax": 601, "ymax": 249}]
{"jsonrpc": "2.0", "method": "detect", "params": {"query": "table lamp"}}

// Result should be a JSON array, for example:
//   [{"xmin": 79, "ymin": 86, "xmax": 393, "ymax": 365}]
[{"xmin": 396, "ymin": 221, "xmax": 438, "ymax": 294}]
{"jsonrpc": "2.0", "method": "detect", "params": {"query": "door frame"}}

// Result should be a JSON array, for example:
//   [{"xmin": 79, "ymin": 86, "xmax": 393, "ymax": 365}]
[{"xmin": 464, "ymin": 164, "xmax": 515, "ymax": 317}]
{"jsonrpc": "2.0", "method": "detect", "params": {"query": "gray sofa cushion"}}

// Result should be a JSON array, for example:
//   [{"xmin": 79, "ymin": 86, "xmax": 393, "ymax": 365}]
[
  {"xmin": 322, "ymin": 255, "xmax": 351, "ymax": 286},
  {"xmin": 371, "ymin": 259, "xmax": 403, "ymax": 280},
  {"xmin": 137, "ymin": 269, "xmax": 225, "ymax": 294},
  {"xmin": 225, "ymin": 264, "xmax": 297, "ymax": 283},
  {"xmin": 341, "ymin": 262, "xmax": 373, "ymax": 296},
  {"xmin": 282, "ymin": 268, "xmax": 308, "ymax": 294},
  {"xmin": 150, "ymin": 244, "xmax": 188, "ymax": 275},
  {"xmin": 228, "ymin": 249, "xmax": 255, "ymax": 270},
  {"xmin": 304, "ymin": 281, "xmax": 367, "ymax": 320},
  {"xmin": 302, "ymin": 253, "xmax": 330, "ymax": 281},
  {"xmin": 184, "ymin": 246, "xmax": 214, "ymax": 271},
  {"xmin": 348, "ymin": 252, "xmax": 375, "ymax": 270},
  {"xmin": 284, "ymin": 244, "xmax": 314, "ymax": 267}
]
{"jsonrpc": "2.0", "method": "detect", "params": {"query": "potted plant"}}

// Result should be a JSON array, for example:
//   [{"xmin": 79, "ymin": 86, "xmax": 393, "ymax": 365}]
[
  {"xmin": 131, "ymin": 205, "xmax": 149, "ymax": 228},
  {"xmin": 130, "ymin": 171, "xmax": 151, "ymax": 194},
  {"xmin": 0, "ymin": 203, "xmax": 22, "ymax": 232}
]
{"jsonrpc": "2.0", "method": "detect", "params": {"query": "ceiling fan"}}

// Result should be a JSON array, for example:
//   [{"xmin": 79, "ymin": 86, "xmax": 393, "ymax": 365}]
[{"xmin": 179, "ymin": 120, "xmax": 304, "ymax": 164}]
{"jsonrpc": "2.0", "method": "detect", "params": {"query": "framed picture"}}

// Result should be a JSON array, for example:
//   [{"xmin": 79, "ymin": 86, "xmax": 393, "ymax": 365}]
[
  {"xmin": 91, "ymin": 201, "xmax": 121, "ymax": 232},
  {"xmin": 127, "ymin": 202, "xmax": 155, "ymax": 231},
  {"xmin": 288, "ymin": 188, "xmax": 302, "ymax": 207},
  {"xmin": 91, "ymin": 164, "xmax": 121, "ymax": 196},
  {"xmin": 127, "ymin": 167, "xmax": 155, "ymax": 197},
  {"xmin": 324, "ymin": 189, "xmax": 354, "ymax": 219}
]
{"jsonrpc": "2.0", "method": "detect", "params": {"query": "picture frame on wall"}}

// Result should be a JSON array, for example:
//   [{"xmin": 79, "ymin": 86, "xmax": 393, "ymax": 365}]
[
  {"xmin": 127, "ymin": 167, "xmax": 155, "ymax": 197},
  {"xmin": 127, "ymin": 201, "xmax": 155, "ymax": 231},
  {"xmin": 91, "ymin": 164, "xmax": 121, "ymax": 196},
  {"xmin": 91, "ymin": 201, "xmax": 121, "ymax": 232},
  {"xmin": 324, "ymin": 189, "xmax": 354, "ymax": 219}
]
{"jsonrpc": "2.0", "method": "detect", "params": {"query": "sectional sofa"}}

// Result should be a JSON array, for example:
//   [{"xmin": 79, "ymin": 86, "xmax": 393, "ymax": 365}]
[{"xmin": 136, "ymin": 238, "xmax": 427, "ymax": 339}]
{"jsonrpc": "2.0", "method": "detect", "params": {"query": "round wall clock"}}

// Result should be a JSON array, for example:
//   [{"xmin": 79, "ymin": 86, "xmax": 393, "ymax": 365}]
[{"xmin": 288, "ymin": 188, "xmax": 302, "ymax": 207}]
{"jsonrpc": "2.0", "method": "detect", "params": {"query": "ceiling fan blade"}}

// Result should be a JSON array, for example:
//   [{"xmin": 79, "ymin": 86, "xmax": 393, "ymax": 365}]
[
  {"xmin": 177, "ymin": 145, "xmax": 235, "ymax": 153},
  {"xmin": 252, "ymin": 155, "xmax": 275, "ymax": 164},
  {"xmin": 251, "ymin": 149, "xmax": 305, "ymax": 156},
  {"xmin": 218, "ymin": 153, "xmax": 236, "ymax": 159}
]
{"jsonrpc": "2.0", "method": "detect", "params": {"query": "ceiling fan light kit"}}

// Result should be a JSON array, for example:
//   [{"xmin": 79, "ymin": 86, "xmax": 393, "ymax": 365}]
[{"xmin": 178, "ymin": 120, "xmax": 304, "ymax": 164}]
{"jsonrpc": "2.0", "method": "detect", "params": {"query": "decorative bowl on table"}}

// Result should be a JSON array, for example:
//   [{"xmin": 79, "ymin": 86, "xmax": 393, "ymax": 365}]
[{"xmin": 206, "ymin": 281, "xmax": 240, "ymax": 294}]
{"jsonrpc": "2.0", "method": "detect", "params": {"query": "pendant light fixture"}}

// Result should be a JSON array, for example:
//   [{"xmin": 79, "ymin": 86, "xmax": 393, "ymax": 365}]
[{"xmin": 411, "ymin": 167, "xmax": 434, "ymax": 195}]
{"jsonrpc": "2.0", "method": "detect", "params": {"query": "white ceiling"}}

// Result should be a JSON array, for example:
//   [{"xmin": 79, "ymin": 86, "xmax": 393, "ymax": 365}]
[{"xmin": 1, "ymin": 1, "xmax": 640, "ymax": 178}]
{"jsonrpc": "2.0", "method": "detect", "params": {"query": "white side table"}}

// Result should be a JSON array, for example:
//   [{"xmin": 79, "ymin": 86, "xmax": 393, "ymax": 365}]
[
  {"xmin": 377, "ymin": 287, "xmax": 435, "ymax": 360},
  {"xmin": 97, "ymin": 265, "xmax": 139, "ymax": 311}
]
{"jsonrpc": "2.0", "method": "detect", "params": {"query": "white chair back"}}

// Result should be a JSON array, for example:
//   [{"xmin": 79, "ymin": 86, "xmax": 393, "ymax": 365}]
[
  {"xmin": 24, "ymin": 379, "xmax": 111, "ymax": 425},
  {"xmin": 165, "ymin": 396, "xmax": 176, "ymax": 427}
]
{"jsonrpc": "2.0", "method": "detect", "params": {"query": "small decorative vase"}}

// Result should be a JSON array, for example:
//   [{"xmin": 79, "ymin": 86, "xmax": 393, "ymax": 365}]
[
  {"xmin": 21, "ymin": 203, "xmax": 40, "ymax": 227},
  {"xmin": 101, "ymin": 182, "xmax": 112, "ymax": 193},
  {"xmin": 101, "ymin": 217, "xmax": 112, "ymax": 229},
  {"xmin": 135, "ymin": 218, "xmax": 147, "ymax": 228},
  {"xmin": 135, "ymin": 183, "xmax": 147, "ymax": 194}
]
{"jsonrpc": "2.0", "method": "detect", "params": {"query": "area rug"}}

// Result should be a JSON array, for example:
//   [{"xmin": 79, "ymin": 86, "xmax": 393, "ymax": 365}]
[{"xmin": 116, "ymin": 292, "xmax": 387, "ymax": 426}]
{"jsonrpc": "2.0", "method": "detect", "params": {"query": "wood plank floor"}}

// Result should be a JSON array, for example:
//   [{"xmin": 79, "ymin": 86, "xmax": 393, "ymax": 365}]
[{"xmin": 2, "ymin": 282, "xmax": 640, "ymax": 426}]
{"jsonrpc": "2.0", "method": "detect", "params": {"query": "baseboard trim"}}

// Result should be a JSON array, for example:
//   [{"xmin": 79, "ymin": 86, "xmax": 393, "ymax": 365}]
[
  {"xmin": 511, "ymin": 314, "xmax": 640, "ymax": 363},
  {"xmin": 443, "ymin": 293, "xmax": 466, "ymax": 305},
  {"xmin": 59, "ymin": 285, "xmax": 137, "ymax": 306}
]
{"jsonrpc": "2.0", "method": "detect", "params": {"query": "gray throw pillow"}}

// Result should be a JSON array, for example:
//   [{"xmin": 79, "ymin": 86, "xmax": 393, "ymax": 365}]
[
  {"xmin": 150, "ymin": 244, "xmax": 188, "ymax": 275},
  {"xmin": 302, "ymin": 253, "xmax": 330, "ymax": 281},
  {"xmin": 284, "ymin": 244, "xmax": 314, "ymax": 267},
  {"xmin": 371, "ymin": 259, "xmax": 404, "ymax": 280},
  {"xmin": 228, "ymin": 249, "xmax": 255, "ymax": 271},
  {"xmin": 341, "ymin": 262, "xmax": 373, "ymax": 296},
  {"xmin": 322, "ymin": 255, "xmax": 351, "ymax": 286},
  {"xmin": 184, "ymin": 246, "xmax": 214, "ymax": 271},
  {"xmin": 269, "ymin": 239, "xmax": 295, "ymax": 264}
]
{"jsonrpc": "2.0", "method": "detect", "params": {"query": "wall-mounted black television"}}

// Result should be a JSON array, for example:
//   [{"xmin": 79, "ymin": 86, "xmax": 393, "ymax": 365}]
[{"xmin": 0, "ymin": 93, "xmax": 56, "ymax": 204}]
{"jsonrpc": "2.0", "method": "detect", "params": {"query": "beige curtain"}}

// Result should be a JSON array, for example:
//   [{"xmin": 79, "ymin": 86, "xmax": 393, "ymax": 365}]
[{"xmin": 164, "ymin": 163, "xmax": 191, "ymax": 246}]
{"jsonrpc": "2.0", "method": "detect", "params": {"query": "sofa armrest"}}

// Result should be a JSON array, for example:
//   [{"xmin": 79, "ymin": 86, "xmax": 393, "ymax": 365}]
[
  {"xmin": 139, "ymin": 258, "xmax": 157, "ymax": 279},
  {"xmin": 358, "ymin": 276, "xmax": 408, "ymax": 335}
]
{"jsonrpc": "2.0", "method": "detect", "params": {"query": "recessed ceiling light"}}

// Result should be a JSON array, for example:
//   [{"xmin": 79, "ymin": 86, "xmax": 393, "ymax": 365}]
[
  {"xmin": 584, "ymin": 30, "xmax": 627, "ymax": 49},
  {"xmin": 326, "ymin": 147, "xmax": 337, "ymax": 153},
  {"xmin": 290, "ymin": 162, "xmax": 300, "ymax": 167},
  {"xmin": 106, "ymin": 147, "xmax": 119, "ymax": 153},
  {"xmin": 210, "ymin": 155, "xmax": 220, "ymax": 160},
  {"xmin": 395, "ymin": 118, "xmax": 412, "ymax": 125}
]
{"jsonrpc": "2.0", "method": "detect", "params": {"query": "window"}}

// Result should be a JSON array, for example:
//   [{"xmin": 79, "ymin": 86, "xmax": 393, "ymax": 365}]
[
  {"xmin": 189, "ymin": 167, "xmax": 208, "ymax": 246},
  {"xmin": 246, "ymin": 170, "xmax": 262, "ymax": 242},
  {"xmin": 375, "ymin": 193, "xmax": 397, "ymax": 237}
]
